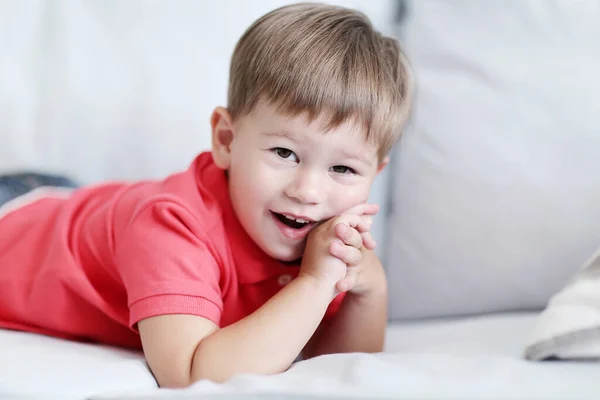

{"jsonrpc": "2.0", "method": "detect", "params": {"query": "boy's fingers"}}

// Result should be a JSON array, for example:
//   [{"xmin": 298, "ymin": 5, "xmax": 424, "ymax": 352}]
[
  {"xmin": 336, "ymin": 278, "xmax": 349, "ymax": 292},
  {"xmin": 361, "ymin": 232, "xmax": 377, "ymax": 250},
  {"xmin": 336, "ymin": 267, "xmax": 359, "ymax": 292},
  {"xmin": 355, "ymin": 215, "xmax": 373, "ymax": 233},
  {"xmin": 344, "ymin": 203, "xmax": 380, "ymax": 217},
  {"xmin": 329, "ymin": 241, "xmax": 362, "ymax": 266},
  {"xmin": 335, "ymin": 223, "xmax": 363, "ymax": 249},
  {"xmin": 336, "ymin": 214, "xmax": 362, "ymax": 229}
]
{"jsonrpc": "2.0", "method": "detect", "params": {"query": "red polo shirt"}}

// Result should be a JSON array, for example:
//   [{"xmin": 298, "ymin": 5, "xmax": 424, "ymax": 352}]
[{"xmin": 0, "ymin": 152, "xmax": 344, "ymax": 349}]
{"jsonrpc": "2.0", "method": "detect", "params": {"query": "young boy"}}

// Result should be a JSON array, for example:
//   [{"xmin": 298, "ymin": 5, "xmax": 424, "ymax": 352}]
[{"xmin": 0, "ymin": 2, "xmax": 411, "ymax": 388}]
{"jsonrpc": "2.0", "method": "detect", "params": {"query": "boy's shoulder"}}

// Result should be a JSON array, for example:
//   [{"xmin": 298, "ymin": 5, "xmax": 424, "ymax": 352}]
[{"xmin": 116, "ymin": 151, "xmax": 228, "ymax": 235}]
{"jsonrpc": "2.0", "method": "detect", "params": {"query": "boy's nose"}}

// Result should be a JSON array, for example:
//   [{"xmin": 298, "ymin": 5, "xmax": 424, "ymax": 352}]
[{"xmin": 284, "ymin": 169, "xmax": 325, "ymax": 205}]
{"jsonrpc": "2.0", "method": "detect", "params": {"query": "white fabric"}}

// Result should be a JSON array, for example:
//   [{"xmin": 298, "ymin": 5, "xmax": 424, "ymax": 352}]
[
  {"xmin": 0, "ymin": 329, "xmax": 155, "ymax": 400},
  {"xmin": 92, "ymin": 354, "xmax": 600, "ymax": 400},
  {"xmin": 89, "ymin": 313, "xmax": 600, "ymax": 400},
  {"xmin": 5, "ymin": 313, "xmax": 598, "ymax": 400},
  {"xmin": 525, "ymin": 246, "xmax": 600, "ymax": 361},
  {"xmin": 386, "ymin": 0, "xmax": 600, "ymax": 320}
]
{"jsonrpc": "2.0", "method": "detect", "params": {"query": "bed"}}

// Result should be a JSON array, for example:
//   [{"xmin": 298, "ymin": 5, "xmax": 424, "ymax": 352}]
[{"xmin": 2, "ymin": 312, "xmax": 599, "ymax": 400}]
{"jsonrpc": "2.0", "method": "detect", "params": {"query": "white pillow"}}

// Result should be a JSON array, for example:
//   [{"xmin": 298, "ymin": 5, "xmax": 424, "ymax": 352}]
[{"xmin": 386, "ymin": 0, "xmax": 600, "ymax": 319}]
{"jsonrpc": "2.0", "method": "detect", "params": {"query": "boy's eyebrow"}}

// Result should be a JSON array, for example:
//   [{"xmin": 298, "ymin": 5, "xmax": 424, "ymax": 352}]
[
  {"xmin": 342, "ymin": 150, "xmax": 373, "ymax": 167},
  {"xmin": 262, "ymin": 131, "xmax": 298, "ymax": 142}
]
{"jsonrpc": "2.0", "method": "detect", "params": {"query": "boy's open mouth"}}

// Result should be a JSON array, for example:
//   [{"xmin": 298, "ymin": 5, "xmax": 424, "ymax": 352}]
[{"xmin": 271, "ymin": 212, "xmax": 315, "ymax": 230}]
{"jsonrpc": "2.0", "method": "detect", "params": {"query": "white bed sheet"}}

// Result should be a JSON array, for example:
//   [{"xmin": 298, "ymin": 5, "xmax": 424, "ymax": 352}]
[
  {"xmin": 385, "ymin": 311, "xmax": 538, "ymax": 357},
  {"xmin": 0, "ymin": 329, "xmax": 155, "ymax": 400},
  {"xmin": 2, "ymin": 313, "xmax": 599, "ymax": 400}
]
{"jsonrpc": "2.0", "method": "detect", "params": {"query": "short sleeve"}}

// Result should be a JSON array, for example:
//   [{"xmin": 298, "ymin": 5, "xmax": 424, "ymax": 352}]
[
  {"xmin": 323, "ymin": 291, "xmax": 347, "ymax": 321},
  {"xmin": 114, "ymin": 200, "xmax": 224, "ymax": 329}
]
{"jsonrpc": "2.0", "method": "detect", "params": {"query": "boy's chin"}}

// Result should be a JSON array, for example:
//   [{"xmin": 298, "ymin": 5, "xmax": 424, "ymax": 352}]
[
  {"xmin": 267, "ymin": 245, "xmax": 304, "ymax": 264},
  {"xmin": 275, "ymin": 252, "xmax": 304, "ymax": 265}
]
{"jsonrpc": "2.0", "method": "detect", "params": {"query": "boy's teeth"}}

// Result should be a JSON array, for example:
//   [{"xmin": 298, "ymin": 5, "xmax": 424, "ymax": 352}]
[{"xmin": 283, "ymin": 214, "xmax": 309, "ymax": 224}]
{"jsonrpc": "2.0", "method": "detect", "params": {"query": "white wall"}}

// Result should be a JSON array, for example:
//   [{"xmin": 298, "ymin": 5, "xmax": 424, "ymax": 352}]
[
  {"xmin": 0, "ymin": 0, "xmax": 396, "ymax": 179},
  {"xmin": 0, "ymin": 0, "xmax": 396, "ymax": 248}
]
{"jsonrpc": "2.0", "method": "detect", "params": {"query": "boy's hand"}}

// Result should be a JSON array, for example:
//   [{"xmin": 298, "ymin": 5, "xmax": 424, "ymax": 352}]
[
  {"xmin": 331, "ymin": 203, "xmax": 385, "ymax": 295},
  {"xmin": 335, "ymin": 247, "xmax": 386, "ymax": 295},
  {"xmin": 339, "ymin": 203, "xmax": 379, "ymax": 250},
  {"xmin": 300, "ymin": 213, "xmax": 370, "ymax": 292}
]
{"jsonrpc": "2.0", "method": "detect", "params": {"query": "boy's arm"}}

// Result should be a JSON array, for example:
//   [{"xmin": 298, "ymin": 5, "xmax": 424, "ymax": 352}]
[
  {"xmin": 139, "ymin": 273, "xmax": 334, "ymax": 388},
  {"xmin": 303, "ymin": 252, "xmax": 388, "ymax": 357}
]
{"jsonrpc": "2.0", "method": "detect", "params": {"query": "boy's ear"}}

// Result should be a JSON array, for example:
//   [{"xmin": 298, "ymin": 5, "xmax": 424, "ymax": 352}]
[
  {"xmin": 211, "ymin": 107, "xmax": 235, "ymax": 169},
  {"xmin": 376, "ymin": 156, "xmax": 390, "ymax": 175}
]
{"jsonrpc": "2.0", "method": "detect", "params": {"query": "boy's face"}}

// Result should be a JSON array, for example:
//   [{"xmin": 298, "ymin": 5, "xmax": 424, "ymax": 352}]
[{"xmin": 212, "ymin": 101, "xmax": 386, "ymax": 262}]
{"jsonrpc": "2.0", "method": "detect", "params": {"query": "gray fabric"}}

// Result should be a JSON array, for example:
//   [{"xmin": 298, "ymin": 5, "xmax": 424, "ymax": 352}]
[
  {"xmin": 0, "ymin": 172, "xmax": 78, "ymax": 206},
  {"xmin": 385, "ymin": 0, "xmax": 600, "ymax": 320}
]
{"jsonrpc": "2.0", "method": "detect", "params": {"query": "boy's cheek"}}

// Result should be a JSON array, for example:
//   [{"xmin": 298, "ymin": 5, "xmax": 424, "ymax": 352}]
[{"xmin": 336, "ymin": 191, "xmax": 372, "ymax": 215}]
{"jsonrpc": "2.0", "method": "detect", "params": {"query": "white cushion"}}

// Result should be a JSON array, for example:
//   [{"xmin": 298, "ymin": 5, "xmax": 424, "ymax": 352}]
[{"xmin": 386, "ymin": 0, "xmax": 600, "ymax": 319}]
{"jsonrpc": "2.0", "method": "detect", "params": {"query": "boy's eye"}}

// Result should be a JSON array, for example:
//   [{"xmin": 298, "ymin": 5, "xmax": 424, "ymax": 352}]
[
  {"xmin": 331, "ymin": 165, "xmax": 356, "ymax": 174},
  {"xmin": 273, "ymin": 147, "xmax": 298, "ymax": 162}
]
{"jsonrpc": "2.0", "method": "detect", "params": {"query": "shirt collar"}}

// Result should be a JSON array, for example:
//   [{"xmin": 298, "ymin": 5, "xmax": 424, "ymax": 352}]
[{"xmin": 198, "ymin": 153, "xmax": 300, "ymax": 284}]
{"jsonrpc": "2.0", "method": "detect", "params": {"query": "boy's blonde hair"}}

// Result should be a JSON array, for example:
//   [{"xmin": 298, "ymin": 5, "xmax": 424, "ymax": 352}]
[{"xmin": 228, "ymin": 2, "xmax": 412, "ymax": 161}]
